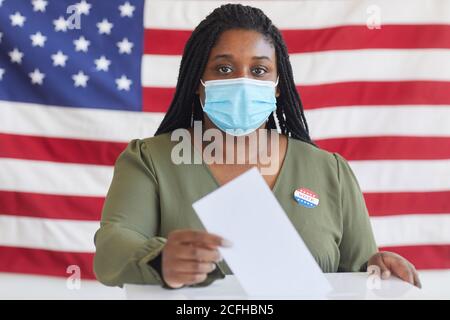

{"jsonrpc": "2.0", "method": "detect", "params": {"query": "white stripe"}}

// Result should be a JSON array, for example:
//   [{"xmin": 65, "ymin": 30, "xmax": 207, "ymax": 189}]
[
  {"xmin": 0, "ymin": 159, "xmax": 113, "ymax": 197},
  {"xmin": 370, "ymin": 214, "xmax": 450, "ymax": 247},
  {"xmin": 291, "ymin": 49, "xmax": 450, "ymax": 85},
  {"xmin": 0, "ymin": 215, "xmax": 98, "ymax": 252},
  {"xmin": 142, "ymin": 55, "xmax": 178, "ymax": 87},
  {"xmin": 145, "ymin": 0, "xmax": 450, "ymax": 29},
  {"xmin": 305, "ymin": 106, "xmax": 450, "ymax": 140},
  {"xmin": 349, "ymin": 159, "xmax": 450, "ymax": 192},
  {"xmin": 1, "ymin": 102, "xmax": 448, "ymax": 146},
  {"xmin": 0, "ymin": 158, "xmax": 447, "ymax": 197},
  {"xmin": 0, "ymin": 100, "xmax": 165, "ymax": 142},
  {"xmin": 142, "ymin": 49, "xmax": 450, "ymax": 87}
]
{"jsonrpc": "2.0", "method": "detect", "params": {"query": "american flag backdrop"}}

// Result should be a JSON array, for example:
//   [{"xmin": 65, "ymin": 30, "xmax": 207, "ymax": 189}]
[{"xmin": 0, "ymin": 0, "xmax": 449, "ymax": 281}]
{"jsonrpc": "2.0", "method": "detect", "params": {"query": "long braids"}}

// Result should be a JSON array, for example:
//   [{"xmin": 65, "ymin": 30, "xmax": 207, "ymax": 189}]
[{"xmin": 155, "ymin": 4, "xmax": 316, "ymax": 147}]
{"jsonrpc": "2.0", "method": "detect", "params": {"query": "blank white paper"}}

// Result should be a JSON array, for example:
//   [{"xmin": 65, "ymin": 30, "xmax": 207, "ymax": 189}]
[{"xmin": 192, "ymin": 167, "xmax": 332, "ymax": 298}]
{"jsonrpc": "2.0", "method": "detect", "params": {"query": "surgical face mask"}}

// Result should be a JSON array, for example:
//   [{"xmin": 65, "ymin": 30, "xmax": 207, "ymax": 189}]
[{"xmin": 199, "ymin": 77, "xmax": 279, "ymax": 136}]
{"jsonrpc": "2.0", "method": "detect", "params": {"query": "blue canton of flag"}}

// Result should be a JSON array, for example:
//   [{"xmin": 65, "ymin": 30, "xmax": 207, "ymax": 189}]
[{"xmin": 0, "ymin": 0, "xmax": 144, "ymax": 111}]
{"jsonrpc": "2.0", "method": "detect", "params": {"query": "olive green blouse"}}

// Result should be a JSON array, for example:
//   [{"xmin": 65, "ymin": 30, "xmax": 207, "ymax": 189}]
[{"xmin": 93, "ymin": 132, "xmax": 378, "ymax": 288}]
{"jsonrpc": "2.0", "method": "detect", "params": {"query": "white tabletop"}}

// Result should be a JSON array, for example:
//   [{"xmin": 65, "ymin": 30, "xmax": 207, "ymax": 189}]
[
  {"xmin": 1, "ymin": 271, "xmax": 449, "ymax": 299},
  {"xmin": 125, "ymin": 273, "xmax": 425, "ymax": 300},
  {"xmin": 0, "ymin": 272, "xmax": 125, "ymax": 300}
]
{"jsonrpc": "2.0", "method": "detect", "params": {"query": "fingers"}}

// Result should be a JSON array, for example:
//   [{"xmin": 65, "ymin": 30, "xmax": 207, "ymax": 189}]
[
  {"xmin": 380, "ymin": 252, "xmax": 417, "ymax": 286},
  {"xmin": 162, "ymin": 247, "xmax": 218, "ymax": 288},
  {"xmin": 369, "ymin": 252, "xmax": 422, "ymax": 289},
  {"xmin": 369, "ymin": 253, "xmax": 391, "ymax": 279},
  {"xmin": 176, "ymin": 246, "xmax": 222, "ymax": 263},
  {"xmin": 162, "ymin": 230, "xmax": 231, "ymax": 288},
  {"xmin": 393, "ymin": 260, "xmax": 414, "ymax": 285},
  {"xmin": 164, "ymin": 273, "xmax": 208, "ymax": 286},
  {"xmin": 169, "ymin": 230, "xmax": 231, "ymax": 249},
  {"xmin": 409, "ymin": 263, "xmax": 422, "ymax": 289},
  {"xmin": 171, "ymin": 261, "xmax": 217, "ymax": 274}
]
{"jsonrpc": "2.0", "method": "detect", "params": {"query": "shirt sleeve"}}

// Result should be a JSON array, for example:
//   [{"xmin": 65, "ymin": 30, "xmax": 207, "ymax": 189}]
[
  {"xmin": 333, "ymin": 153, "xmax": 379, "ymax": 272},
  {"xmin": 93, "ymin": 138, "xmax": 226, "ymax": 288},
  {"xmin": 93, "ymin": 139, "xmax": 166, "ymax": 287}
]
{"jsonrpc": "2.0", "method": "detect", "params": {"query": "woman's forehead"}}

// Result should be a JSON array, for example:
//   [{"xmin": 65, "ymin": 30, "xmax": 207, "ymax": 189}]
[{"xmin": 208, "ymin": 29, "xmax": 276, "ymax": 62}]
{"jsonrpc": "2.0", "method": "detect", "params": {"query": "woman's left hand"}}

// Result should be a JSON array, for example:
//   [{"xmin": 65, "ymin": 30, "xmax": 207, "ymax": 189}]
[{"xmin": 367, "ymin": 251, "xmax": 422, "ymax": 288}]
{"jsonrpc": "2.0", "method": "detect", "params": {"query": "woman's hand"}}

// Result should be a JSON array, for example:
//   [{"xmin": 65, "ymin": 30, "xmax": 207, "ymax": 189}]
[
  {"xmin": 368, "ymin": 251, "xmax": 421, "ymax": 288},
  {"xmin": 161, "ymin": 229, "xmax": 230, "ymax": 288}
]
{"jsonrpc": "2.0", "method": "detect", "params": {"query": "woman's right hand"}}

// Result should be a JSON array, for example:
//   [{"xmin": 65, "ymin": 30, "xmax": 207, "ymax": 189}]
[{"xmin": 161, "ymin": 229, "xmax": 231, "ymax": 288}]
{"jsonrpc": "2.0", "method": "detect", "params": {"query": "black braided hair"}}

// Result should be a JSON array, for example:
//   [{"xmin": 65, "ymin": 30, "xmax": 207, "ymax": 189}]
[{"xmin": 154, "ymin": 3, "xmax": 316, "ymax": 147}]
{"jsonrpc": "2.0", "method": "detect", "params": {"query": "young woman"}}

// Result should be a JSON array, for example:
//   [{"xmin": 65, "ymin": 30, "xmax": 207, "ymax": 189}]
[{"xmin": 94, "ymin": 4, "xmax": 421, "ymax": 290}]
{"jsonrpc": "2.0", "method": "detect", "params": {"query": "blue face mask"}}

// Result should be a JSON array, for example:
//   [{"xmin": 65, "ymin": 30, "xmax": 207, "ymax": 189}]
[{"xmin": 199, "ymin": 77, "xmax": 279, "ymax": 136}]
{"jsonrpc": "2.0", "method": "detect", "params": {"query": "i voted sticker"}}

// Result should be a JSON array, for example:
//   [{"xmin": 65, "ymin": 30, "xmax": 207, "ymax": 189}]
[{"xmin": 293, "ymin": 188, "xmax": 319, "ymax": 208}]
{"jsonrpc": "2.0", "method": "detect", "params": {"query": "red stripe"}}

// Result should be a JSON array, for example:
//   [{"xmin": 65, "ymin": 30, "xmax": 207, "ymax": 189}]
[
  {"xmin": 0, "ymin": 133, "xmax": 127, "ymax": 166},
  {"xmin": 142, "ymin": 86, "xmax": 174, "ymax": 113},
  {"xmin": 316, "ymin": 136, "xmax": 450, "ymax": 160},
  {"xmin": 282, "ymin": 25, "xmax": 450, "ymax": 53},
  {"xmin": 0, "ymin": 191, "xmax": 103, "ymax": 221},
  {"xmin": 142, "ymin": 81, "xmax": 450, "ymax": 113},
  {"xmin": 301, "ymin": 81, "xmax": 450, "ymax": 109},
  {"xmin": 0, "ymin": 245, "xmax": 446, "ymax": 280},
  {"xmin": 379, "ymin": 245, "xmax": 450, "ymax": 270},
  {"xmin": 5, "ymin": 130, "xmax": 446, "ymax": 165},
  {"xmin": 0, "ymin": 246, "xmax": 95, "ymax": 279},
  {"xmin": 365, "ymin": 191, "xmax": 450, "ymax": 217},
  {"xmin": 144, "ymin": 25, "xmax": 450, "ymax": 55},
  {"xmin": 144, "ymin": 29, "xmax": 191, "ymax": 55},
  {"xmin": 2, "ymin": 190, "xmax": 446, "ymax": 221},
  {"xmin": 2, "ymin": 191, "xmax": 442, "ymax": 226}
]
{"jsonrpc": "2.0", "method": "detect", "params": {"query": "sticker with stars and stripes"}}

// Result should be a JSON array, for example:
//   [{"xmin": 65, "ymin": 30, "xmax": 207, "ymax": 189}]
[{"xmin": 293, "ymin": 188, "xmax": 319, "ymax": 208}]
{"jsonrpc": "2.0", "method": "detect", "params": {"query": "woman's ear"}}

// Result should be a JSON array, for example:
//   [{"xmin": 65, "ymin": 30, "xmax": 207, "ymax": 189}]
[
  {"xmin": 276, "ymin": 87, "xmax": 280, "ymax": 98},
  {"xmin": 196, "ymin": 82, "xmax": 206, "ymax": 102},
  {"xmin": 195, "ymin": 83, "xmax": 202, "ymax": 95}
]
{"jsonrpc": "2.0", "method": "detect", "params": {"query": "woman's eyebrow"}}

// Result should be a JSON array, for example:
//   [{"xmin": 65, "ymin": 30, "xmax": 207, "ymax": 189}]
[
  {"xmin": 212, "ymin": 54, "xmax": 234, "ymax": 61},
  {"xmin": 212, "ymin": 54, "xmax": 272, "ymax": 61},
  {"xmin": 252, "ymin": 56, "xmax": 271, "ymax": 61}
]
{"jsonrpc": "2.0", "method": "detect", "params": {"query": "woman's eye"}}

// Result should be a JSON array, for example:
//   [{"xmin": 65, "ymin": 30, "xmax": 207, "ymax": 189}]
[
  {"xmin": 218, "ymin": 66, "xmax": 232, "ymax": 74},
  {"xmin": 253, "ymin": 67, "xmax": 267, "ymax": 76}
]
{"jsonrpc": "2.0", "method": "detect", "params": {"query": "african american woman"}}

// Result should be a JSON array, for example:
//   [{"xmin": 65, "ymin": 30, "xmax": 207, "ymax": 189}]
[{"xmin": 93, "ymin": 4, "xmax": 421, "ymax": 290}]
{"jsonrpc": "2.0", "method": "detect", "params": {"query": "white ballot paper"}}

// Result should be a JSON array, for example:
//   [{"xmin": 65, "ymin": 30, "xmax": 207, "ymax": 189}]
[{"xmin": 192, "ymin": 167, "xmax": 332, "ymax": 298}]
